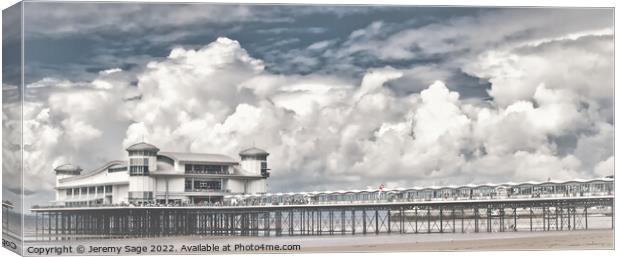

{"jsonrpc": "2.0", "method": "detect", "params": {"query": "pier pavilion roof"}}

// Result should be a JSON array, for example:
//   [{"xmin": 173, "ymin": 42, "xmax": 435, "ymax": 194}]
[
  {"xmin": 227, "ymin": 177, "xmax": 614, "ymax": 199},
  {"xmin": 126, "ymin": 142, "xmax": 160, "ymax": 152},
  {"xmin": 239, "ymin": 147, "xmax": 269, "ymax": 157}
]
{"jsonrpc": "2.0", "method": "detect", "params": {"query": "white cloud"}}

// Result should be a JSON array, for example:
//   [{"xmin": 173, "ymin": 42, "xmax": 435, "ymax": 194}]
[
  {"xmin": 307, "ymin": 40, "xmax": 333, "ymax": 51},
  {"xmin": 17, "ymin": 33, "xmax": 613, "ymax": 202},
  {"xmin": 463, "ymin": 35, "xmax": 613, "ymax": 107},
  {"xmin": 99, "ymin": 68, "xmax": 122, "ymax": 75},
  {"xmin": 414, "ymin": 81, "xmax": 470, "ymax": 145},
  {"xmin": 594, "ymin": 156, "xmax": 613, "ymax": 178}
]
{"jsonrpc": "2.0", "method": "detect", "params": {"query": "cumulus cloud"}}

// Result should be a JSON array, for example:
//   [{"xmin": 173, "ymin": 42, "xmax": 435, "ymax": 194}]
[
  {"xmin": 463, "ymin": 35, "xmax": 613, "ymax": 107},
  {"xmin": 11, "ymin": 74, "xmax": 135, "ymax": 195},
  {"xmin": 14, "ymin": 31, "xmax": 613, "ymax": 207},
  {"xmin": 594, "ymin": 156, "xmax": 614, "ymax": 177},
  {"xmin": 143, "ymin": 37, "xmax": 593, "ymax": 185}
]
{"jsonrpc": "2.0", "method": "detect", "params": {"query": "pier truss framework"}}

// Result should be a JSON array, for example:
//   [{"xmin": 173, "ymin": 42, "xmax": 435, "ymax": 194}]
[{"xmin": 31, "ymin": 196, "xmax": 613, "ymax": 240}]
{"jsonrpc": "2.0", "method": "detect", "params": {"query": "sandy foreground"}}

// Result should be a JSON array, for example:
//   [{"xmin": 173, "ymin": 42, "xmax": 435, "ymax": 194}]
[
  {"xmin": 300, "ymin": 230, "xmax": 614, "ymax": 252},
  {"xmin": 16, "ymin": 229, "xmax": 613, "ymax": 255}
]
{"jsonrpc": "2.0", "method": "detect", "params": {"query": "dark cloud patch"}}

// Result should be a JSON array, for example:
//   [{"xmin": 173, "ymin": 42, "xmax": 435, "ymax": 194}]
[
  {"xmin": 2, "ymin": 3, "xmax": 23, "ymax": 86},
  {"xmin": 448, "ymin": 71, "xmax": 492, "ymax": 99},
  {"xmin": 21, "ymin": 3, "xmax": 486, "ymax": 88}
]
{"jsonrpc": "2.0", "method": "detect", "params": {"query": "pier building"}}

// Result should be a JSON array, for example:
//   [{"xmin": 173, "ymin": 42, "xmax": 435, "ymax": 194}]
[{"xmin": 53, "ymin": 143, "xmax": 270, "ymax": 206}]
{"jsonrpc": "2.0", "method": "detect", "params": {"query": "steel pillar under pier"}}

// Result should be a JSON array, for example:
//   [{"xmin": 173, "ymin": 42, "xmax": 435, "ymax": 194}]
[
  {"xmin": 427, "ymin": 208, "xmax": 431, "ymax": 233},
  {"xmin": 439, "ymin": 208, "xmax": 443, "ymax": 233},
  {"xmin": 460, "ymin": 208, "xmax": 465, "ymax": 233},
  {"xmin": 414, "ymin": 207, "xmax": 418, "ymax": 233},
  {"xmin": 351, "ymin": 210, "xmax": 356, "ymax": 235},
  {"xmin": 375, "ymin": 209, "xmax": 379, "ymax": 235},
  {"xmin": 362, "ymin": 209, "xmax": 367, "ymax": 234},
  {"xmin": 399, "ymin": 208, "xmax": 404, "ymax": 234}
]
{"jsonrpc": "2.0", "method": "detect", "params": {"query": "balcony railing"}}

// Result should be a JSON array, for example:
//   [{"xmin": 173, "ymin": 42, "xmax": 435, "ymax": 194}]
[
  {"xmin": 184, "ymin": 188, "xmax": 230, "ymax": 193},
  {"xmin": 185, "ymin": 171, "xmax": 230, "ymax": 175}
]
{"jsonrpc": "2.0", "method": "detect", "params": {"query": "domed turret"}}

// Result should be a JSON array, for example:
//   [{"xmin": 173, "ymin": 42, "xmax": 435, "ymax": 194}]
[
  {"xmin": 126, "ymin": 142, "xmax": 160, "ymax": 152},
  {"xmin": 125, "ymin": 141, "xmax": 159, "ymax": 175},
  {"xmin": 126, "ymin": 142, "xmax": 158, "ymax": 204},
  {"xmin": 54, "ymin": 164, "xmax": 82, "ymax": 194},
  {"xmin": 239, "ymin": 147, "xmax": 269, "ymax": 177},
  {"xmin": 239, "ymin": 147, "xmax": 269, "ymax": 158},
  {"xmin": 54, "ymin": 164, "xmax": 82, "ymax": 176}
]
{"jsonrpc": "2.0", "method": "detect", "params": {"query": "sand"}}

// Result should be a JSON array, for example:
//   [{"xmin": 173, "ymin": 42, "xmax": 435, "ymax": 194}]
[
  {"xmin": 300, "ymin": 230, "xmax": 614, "ymax": 252},
  {"xmin": 17, "ymin": 229, "xmax": 614, "ymax": 255}
]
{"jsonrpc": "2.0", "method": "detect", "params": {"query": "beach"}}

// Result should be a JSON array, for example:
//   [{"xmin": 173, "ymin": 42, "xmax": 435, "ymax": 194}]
[
  {"xmin": 18, "ymin": 229, "xmax": 613, "ymax": 255},
  {"xmin": 301, "ymin": 230, "xmax": 614, "ymax": 252}
]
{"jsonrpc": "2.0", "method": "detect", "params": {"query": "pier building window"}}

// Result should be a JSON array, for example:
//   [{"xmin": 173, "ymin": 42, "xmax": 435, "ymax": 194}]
[
  {"xmin": 440, "ymin": 189, "xmax": 453, "ymax": 198},
  {"xmin": 541, "ymin": 184, "xmax": 554, "ymax": 194},
  {"xmin": 130, "ymin": 158, "xmax": 149, "ymax": 165},
  {"xmin": 519, "ymin": 186, "xmax": 532, "ymax": 195},
  {"xmin": 80, "ymin": 187, "xmax": 87, "ymax": 195},
  {"xmin": 411, "ymin": 192, "xmax": 419, "ymax": 200},
  {"xmin": 604, "ymin": 182, "xmax": 613, "ymax": 193},
  {"xmin": 105, "ymin": 185, "xmax": 113, "ymax": 193},
  {"xmin": 554, "ymin": 185, "xmax": 565, "ymax": 194},
  {"xmin": 184, "ymin": 178, "xmax": 223, "ymax": 191},
  {"xmin": 361, "ymin": 193, "xmax": 370, "ymax": 201},
  {"xmin": 185, "ymin": 180, "xmax": 192, "ymax": 190},
  {"xmin": 129, "ymin": 192, "xmax": 153, "ymax": 201},
  {"xmin": 521, "ymin": 186, "xmax": 532, "ymax": 195},
  {"xmin": 193, "ymin": 180, "xmax": 222, "ymax": 191},
  {"xmin": 129, "ymin": 166, "xmax": 149, "ymax": 175},
  {"xmin": 129, "ymin": 151, "xmax": 156, "ymax": 156},
  {"xmin": 89, "ymin": 187, "xmax": 96, "ymax": 194},
  {"xmin": 185, "ymin": 164, "xmax": 228, "ymax": 174},
  {"xmin": 478, "ymin": 187, "xmax": 492, "ymax": 197},
  {"xmin": 129, "ymin": 157, "xmax": 150, "ymax": 175},
  {"xmin": 344, "ymin": 193, "xmax": 354, "ymax": 201},
  {"xmin": 405, "ymin": 191, "xmax": 414, "ymax": 200},
  {"xmin": 510, "ymin": 187, "xmax": 518, "ymax": 195},
  {"xmin": 260, "ymin": 161, "xmax": 268, "ymax": 176},
  {"xmin": 66, "ymin": 201, "xmax": 87, "ymax": 207},
  {"xmin": 580, "ymin": 184, "xmax": 589, "ymax": 194},
  {"xmin": 66, "ymin": 190, "xmax": 72, "ymax": 197},
  {"xmin": 458, "ymin": 188, "xmax": 469, "ymax": 198},
  {"xmin": 565, "ymin": 184, "xmax": 577, "ymax": 195},
  {"xmin": 421, "ymin": 190, "xmax": 429, "ymax": 199},
  {"xmin": 412, "ymin": 190, "xmax": 421, "ymax": 200},
  {"xmin": 591, "ymin": 183, "xmax": 603, "ymax": 192}
]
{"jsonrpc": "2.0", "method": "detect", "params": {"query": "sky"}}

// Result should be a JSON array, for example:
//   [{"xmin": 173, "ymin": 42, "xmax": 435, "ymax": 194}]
[{"xmin": 1, "ymin": 3, "xmax": 614, "ymax": 208}]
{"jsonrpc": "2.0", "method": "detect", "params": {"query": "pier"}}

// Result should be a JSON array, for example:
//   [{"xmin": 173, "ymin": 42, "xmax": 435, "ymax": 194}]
[{"xmin": 30, "ymin": 195, "xmax": 613, "ymax": 240}]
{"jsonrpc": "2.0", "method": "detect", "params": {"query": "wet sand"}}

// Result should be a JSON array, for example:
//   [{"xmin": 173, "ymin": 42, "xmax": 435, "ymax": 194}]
[
  {"xmin": 301, "ymin": 230, "xmax": 614, "ymax": 252},
  {"xmin": 20, "ymin": 230, "xmax": 613, "ymax": 255}
]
